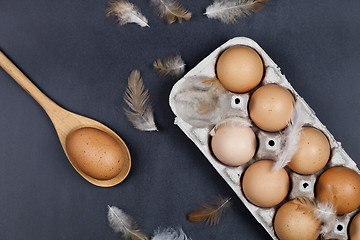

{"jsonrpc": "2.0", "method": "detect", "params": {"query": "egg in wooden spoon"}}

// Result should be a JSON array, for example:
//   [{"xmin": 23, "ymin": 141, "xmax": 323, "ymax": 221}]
[{"xmin": 0, "ymin": 50, "xmax": 130, "ymax": 187}]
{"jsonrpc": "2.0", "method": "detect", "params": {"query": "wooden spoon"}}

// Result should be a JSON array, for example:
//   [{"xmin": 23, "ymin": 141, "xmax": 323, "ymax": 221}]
[{"xmin": 0, "ymin": 51, "xmax": 131, "ymax": 187}]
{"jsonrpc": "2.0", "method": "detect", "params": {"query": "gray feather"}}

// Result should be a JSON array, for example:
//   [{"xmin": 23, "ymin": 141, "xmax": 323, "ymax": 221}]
[{"xmin": 173, "ymin": 76, "xmax": 232, "ymax": 128}]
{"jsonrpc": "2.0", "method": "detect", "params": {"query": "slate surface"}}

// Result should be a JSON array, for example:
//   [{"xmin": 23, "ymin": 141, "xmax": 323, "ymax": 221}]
[{"xmin": 0, "ymin": 1, "xmax": 359, "ymax": 239}]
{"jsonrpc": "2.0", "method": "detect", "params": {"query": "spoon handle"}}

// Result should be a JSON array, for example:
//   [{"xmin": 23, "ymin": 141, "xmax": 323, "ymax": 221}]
[{"xmin": 0, "ymin": 50, "xmax": 58, "ymax": 114}]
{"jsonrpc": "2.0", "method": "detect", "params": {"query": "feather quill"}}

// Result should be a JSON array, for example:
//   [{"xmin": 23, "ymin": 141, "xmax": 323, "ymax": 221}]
[
  {"xmin": 204, "ymin": 0, "xmax": 267, "ymax": 24},
  {"xmin": 150, "ymin": 0, "xmax": 192, "ymax": 24},
  {"xmin": 151, "ymin": 227, "xmax": 191, "ymax": 240},
  {"xmin": 187, "ymin": 195, "xmax": 231, "ymax": 226},
  {"xmin": 107, "ymin": 0, "xmax": 149, "ymax": 27},
  {"xmin": 273, "ymin": 101, "xmax": 307, "ymax": 171},
  {"xmin": 123, "ymin": 70, "xmax": 158, "ymax": 131},
  {"xmin": 153, "ymin": 55, "xmax": 185, "ymax": 78},
  {"xmin": 107, "ymin": 206, "xmax": 149, "ymax": 240}
]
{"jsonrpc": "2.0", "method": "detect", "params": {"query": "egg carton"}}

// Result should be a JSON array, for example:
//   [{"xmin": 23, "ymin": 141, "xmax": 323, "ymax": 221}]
[{"xmin": 169, "ymin": 37, "xmax": 360, "ymax": 240}]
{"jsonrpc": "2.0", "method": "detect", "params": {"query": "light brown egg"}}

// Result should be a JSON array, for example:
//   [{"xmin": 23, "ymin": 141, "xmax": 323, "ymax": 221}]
[
  {"xmin": 249, "ymin": 84, "xmax": 295, "ymax": 132},
  {"xmin": 316, "ymin": 167, "xmax": 360, "ymax": 215},
  {"xmin": 274, "ymin": 199, "xmax": 321, "ymax": 240},
  {"xmin": 66, "ymin": 127, "xmax": 124, "ymax": 180},
  {"xmin": 242, "ymin": 160, "xmax": 289, "ymax": 207},
  {"xmin": 350, "ymin": 212, "xmax": 360, "ymax": 240},
  {"xmin": 288, "ymin": 127, "xmax": 331, "ymax": 174},
  {"xmin": 211, "ymin": 125, "xmax": 257, "ymax": 166},
  {"xmin": 216, "ymin": 45, "xmax": 264, "ymax": 93}
]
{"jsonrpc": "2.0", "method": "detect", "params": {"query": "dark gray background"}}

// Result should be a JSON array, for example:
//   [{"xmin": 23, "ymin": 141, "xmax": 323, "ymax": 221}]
[{"xmin": 0, "ymin": 0, "xmax": 359, "ymax": 239}]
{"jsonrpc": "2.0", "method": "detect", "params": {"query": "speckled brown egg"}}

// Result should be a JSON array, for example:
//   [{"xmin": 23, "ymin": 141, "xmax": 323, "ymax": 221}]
[
  {"xmin": 216, "ymin": 45, "xmax": 264, "ymax": 93},
  {"xmin": 274, "ymin": 199, "xmax": 321, "ymax": 240},
  {"xmin": 66, "ymin": 127, "xmax": 124, "ymax": 180},
  {"xmin": 249, "ymin": 84, "xmax": 295, "ymax": 132},
  {"xmin": 316, "ymin": 167, "xmax": 360, "ymax": 215},
  {"xmin": 242, "ymin": 160, "xmax": 289, "ymax": 207},
  {"xmin": 288, "ymin": 127, "xmax": 331, "ymax": 175}
]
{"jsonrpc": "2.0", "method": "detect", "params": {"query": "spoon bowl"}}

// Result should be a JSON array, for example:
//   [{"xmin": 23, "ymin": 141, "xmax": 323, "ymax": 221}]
[{"xmin": 0, "ymin": 50, "xmax": 131, "ymax": 187}]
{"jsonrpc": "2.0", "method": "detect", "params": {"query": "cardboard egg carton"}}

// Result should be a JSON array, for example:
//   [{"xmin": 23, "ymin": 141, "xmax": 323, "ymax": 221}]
[{"xmin": 169, "ymin": 37, "xmax": 359, "ymax": 239}]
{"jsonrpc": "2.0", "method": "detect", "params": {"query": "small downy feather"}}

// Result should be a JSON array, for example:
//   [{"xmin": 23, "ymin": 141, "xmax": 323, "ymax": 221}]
[
  {"xmin": 172, "ymin": 76, "xmax": 232, "ymax": 128},
  {"xmin": 209, "ymin": 116, "xmax": 251, "ymax": 136},
  {"xmin": 201, "ymin": 78, "xmax": 227, "ymax": 94},
  {"xmin": 196, "ymin": 78, "xmax": 227, "ymax": 115},
  {"xmin": 153, "ymin": 55, "xmax": 185, "ymax": 78},
  {"xmin": 106, "ymin": 0, "xmax": 149, "ymax": 27},
  {"xmin": 107, "ymin": 206, "xmax": 149, "ymax": 240},
  {"xmin": 314, "ymin": 201, "xmax": 336, "ymax": 235},
  {"xmin": 204, "ymin": 0, "xmax": 267, "ymax": 24},
  {"xmin": 150, "ymin": 0, "xmax": 192, "ymax": 24},
  {"xmin": 124, "ymin": 70, "xmax": 158, "ymax": 131},
  {"xmin": 273, "ymin": 101, "xmax": 307, "ymax": 171},
  {"xmin": 151, "ymin": 227, "xmax": 191, "ymax": 240},
  {"xmin": 187, "ymin": 195, "xmax": 231, "ymax": 226}
]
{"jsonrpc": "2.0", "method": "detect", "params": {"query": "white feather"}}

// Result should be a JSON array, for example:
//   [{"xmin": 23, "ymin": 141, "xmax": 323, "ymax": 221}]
[
  {"xmin": 273, "ymin": 101, "xmax": 307, "ymax": 171},
  {"xmin": 153, "ymin": 55, "xmax": 185, "ymax": 78},
  {"xmin": 204, "ymin": 0, "xmax": 267, "ymax": 24},
  {"xmin": 124, "ymin": 70, "xmax": 158, "ymax": 131},
  {"xmin": 107, "ymin": 206, "xmax": 148, "ymax": 240},
  {"xmin": 210, "ymin": 117, "xmax": 251, "ymax": 136},
  {"xmin": 108, "ymin": 205, "xmax": 134, "ymax": 233},
  {"xmin": 314, "ymin": 201, "xmax": 336, "ymax": 235},
  {"xmin": 107, "ymin": 0, "xmax": 149, "ymax": 27},
  {"xmin": 151, "ymin": 227, "xmax": 191, "ymax": 240}
]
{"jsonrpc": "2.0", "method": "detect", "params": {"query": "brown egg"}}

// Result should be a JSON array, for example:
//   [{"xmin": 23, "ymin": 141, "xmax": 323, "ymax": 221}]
[
  {"xmin": 216, "ymin": 46, "xmax": 264, "ymax": 93},
  {"xmin": 316, "ymin": 167, "xmax": 360, "ymax": 215},
  {"xmin": 242, "ymin": 160, "xmax": 289, "ymax": 207},
  {"xmin": 249, "ymin": 84, "xmax": 295, "ymax": 132},
  {"xmin": 274, "ymin": 199, "xmax": 321, "ymax": 240},
  {"xmin": 211, "ymin": 125, "xmax": 257, "ymax": 166},
  {"xmin": 288, "ymin": 127, "xmax": 331, "ymax": 174},
  {"xmin": 350, "ymin": 212, "xmax": 360, "ymax": 240},
  {"xmin": 66, "ymin": 127, "xmax": 124, "ymax": 180}
]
